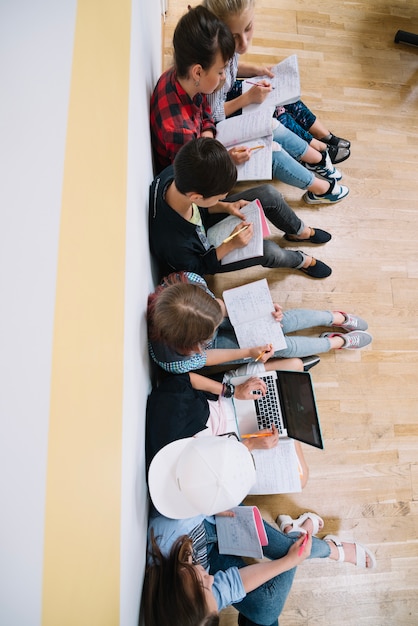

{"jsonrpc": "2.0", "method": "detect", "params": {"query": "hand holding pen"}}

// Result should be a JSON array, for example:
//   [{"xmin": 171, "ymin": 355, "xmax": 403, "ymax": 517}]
[
  {"xmin": 245, "ymin": 79, "xmax": 275, "ymax": 90},
  {"xmin": 298, "ymin": 532, "xmax": 310, "ymax": 557},
  {"xmin": 229, "ymin": 145, "xmax": 264, "ymax": 165},
  {"xmin": 241, "ymin": 425, "xmax": 279, "ymax": 450},
  {"xmin": 254, "ymin": 343, "xmax": 274, "ymax": 363},
  {"xmin": 287, "ymin": 532, "xmax": 311, "ymax": 566},
  {"xmin": 244, "ymin": 79, "xmax": 274, "ymax": 105},
  {"xmin": 222, "ymin": 222, "xmax": 253, "ymax": 246}
]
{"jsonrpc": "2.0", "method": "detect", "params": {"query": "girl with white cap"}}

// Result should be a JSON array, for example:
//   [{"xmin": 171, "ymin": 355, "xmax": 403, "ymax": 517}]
[{"xmin": 143, "ymin": 436, "xmax": 376, "ymax": 626}]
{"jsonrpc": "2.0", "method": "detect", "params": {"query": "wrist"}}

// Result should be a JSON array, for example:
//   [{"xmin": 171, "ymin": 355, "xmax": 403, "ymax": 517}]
[
  {"xmin": 221, "ymin": 382, "xmax": 235, "ymax": 398},
  {"xmin": 216, "ymin": 242, "xmax": 233, "ymax": 261}
]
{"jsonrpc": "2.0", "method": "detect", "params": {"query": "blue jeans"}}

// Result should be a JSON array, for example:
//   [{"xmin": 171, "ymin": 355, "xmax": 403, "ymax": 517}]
[
  {"xmin": 209, "ymin": 185, "xmax": 306, "ymax": 272},
  {"xmin": 212, "ymin": 310, "xmax": 334, "ymax": 358},
  {"xmin": 271, "ymin": 123, "xmax": 315, "ymax": 189},
  {"xmin": 276, "ymin": 309, "xmax": 334, "ymax": 357},
  {"xmin": 204, "ymin": 519, "xmax": 330, "ymax": 626}
]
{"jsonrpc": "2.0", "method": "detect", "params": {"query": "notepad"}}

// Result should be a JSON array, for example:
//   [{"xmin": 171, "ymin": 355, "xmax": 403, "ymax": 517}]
[
  {"xmin": 222, "ymin": 278, "xmax": 286, "ymax": 351},
  {"xmin": 215, "ymin": 506, "xmax": 268, "ymax": 558},
  {"xmin": 215, "ymin": 109, "xmax": 275, "ymax": 180},
  {"xmin": 206, "ymin": 199, "xmax": 270, "ymax": 265},
  {"xmin": 242, "ymin": 55, "xmax": 301, "ymax": 113}
]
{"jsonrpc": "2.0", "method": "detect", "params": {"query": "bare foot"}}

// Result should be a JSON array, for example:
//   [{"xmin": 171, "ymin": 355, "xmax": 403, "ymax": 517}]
[
  {"xmin": 331, "ymin": 311, "xmax": 346, "ymax": 325},
  {"xmin": 299, "ymin": 516, "xmax": 324, "ymax": 535}
]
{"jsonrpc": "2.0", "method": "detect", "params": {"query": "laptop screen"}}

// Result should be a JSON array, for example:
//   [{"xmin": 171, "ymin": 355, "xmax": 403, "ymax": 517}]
[{"xmin": 277, "ymin": 371, "xmax": 323, "ymax": 449}]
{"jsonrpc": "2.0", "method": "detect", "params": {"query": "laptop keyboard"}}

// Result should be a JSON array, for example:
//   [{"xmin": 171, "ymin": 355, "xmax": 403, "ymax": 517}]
[{"xmin": 255, "ymin": 376, "xmax": 285, "ymax": 433}]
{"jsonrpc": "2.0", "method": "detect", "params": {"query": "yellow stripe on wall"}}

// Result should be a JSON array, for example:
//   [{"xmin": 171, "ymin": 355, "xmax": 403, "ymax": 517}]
[{"xmin": 42, "ymin": 1, "xmax": 131, "ymax": 624}]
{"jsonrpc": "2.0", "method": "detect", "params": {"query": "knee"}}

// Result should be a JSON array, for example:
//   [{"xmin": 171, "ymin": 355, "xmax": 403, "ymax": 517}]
[
  {"xmin": 300, "ymin": 465, "xmax": 309, "ymax": 489},
  {"xmin": 258, "ymin": 184, "xmax": 284, "ymax": 205},
  {"xmin": 262, "ymin": 240, "xmax": 286, "ymax": 265},
  {"xmin": 288, "ymin": 358, "xmax": 304, "ymax": 372}
]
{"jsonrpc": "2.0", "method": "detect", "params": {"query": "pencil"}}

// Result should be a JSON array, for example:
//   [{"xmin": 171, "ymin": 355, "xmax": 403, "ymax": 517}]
[
  {"xmin": 235, "ymin": 145, "xmax": 265, "ymax": 153},
  {"xmin": 245, "ymin": 80, "xmax": 275, "ymax": 89},
  {"xmin": 222, "ymin": 224, "xmax": 250, "ymax": 244},
  {"xmin": 254, "ymin": 349, "xmax": 268, "ymax": 362},
  {"xmin": 241, "ymin": 432, "xmax": 273, "ymax": 439}
]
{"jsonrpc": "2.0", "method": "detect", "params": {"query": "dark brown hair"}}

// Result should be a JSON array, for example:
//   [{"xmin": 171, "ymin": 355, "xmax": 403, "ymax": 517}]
[
  {"xmin": 174, "ymin": 137, "xmax": 237, "ymax": 198},
  {"xmin": 173, "ymin": 5, "xmax": 235, "ymax": 78},
  {"xmin": 142, "ymin": 531, "xmax": 220, "ymax": 626},
  {"xmin": 147, "ymin": 273, "xmax": 223, "ymax": 353}
]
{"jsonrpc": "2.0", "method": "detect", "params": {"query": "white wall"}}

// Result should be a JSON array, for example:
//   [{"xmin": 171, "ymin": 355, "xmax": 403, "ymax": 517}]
[
  {"xmin": 0, "ymin": 0, "xmax": 162, "ymax": 624},
  {"xmin": 120, "ymin": 1, "xmax": 162, "ymax": 624}
]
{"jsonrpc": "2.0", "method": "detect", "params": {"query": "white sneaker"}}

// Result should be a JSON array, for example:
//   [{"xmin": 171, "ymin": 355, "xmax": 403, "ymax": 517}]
[
  {"xmin": 303, "ymin": 183, "xmax": 349, "ymax": 204},
  {"xmin": 306, "ymin": 151, "xmax": 342, "ymax": 181},
  {"xmin": 321, "ymin": 330, "xmax": 373, "ymax": 349}
]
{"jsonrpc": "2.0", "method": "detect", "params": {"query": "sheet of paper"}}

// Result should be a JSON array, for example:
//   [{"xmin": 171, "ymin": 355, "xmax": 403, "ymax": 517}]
[
  {"xmin": 242, "ymin": 54, "xmax": 301, "ymax": 113},
  {"xmin": 235, "ymin": 137, "xmax": 273, "ymax": 181},
  {"xmin": 228, "ymin": 316, "xmax": 286, "ymax": 351},
  {"xmin": 206, "ymin": 200, "xmax": 264, "ymax": 265},
  {"xmin": 215, "ymin": 506, "xmax": 266, "ymax": 558},
  {"xmin": 249, "ymin": 439, "xmax": 302, "ymax": 495},
  {"xmin": 215, "ymin": 109, "xmax": 274, "ymax": 180},
  {"xmin": 215, "ymin": 109, "xmax": 275, "ymax": 146},
  {"xmin": 222, "ymin": 279, "xmax": 287, "ymax": 351}
]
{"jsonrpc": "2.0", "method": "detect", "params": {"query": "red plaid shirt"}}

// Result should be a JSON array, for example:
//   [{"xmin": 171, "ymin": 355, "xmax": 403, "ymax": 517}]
[{"xmin": 150, "ymin": 68, "xmax": 217, "ymax": 173}]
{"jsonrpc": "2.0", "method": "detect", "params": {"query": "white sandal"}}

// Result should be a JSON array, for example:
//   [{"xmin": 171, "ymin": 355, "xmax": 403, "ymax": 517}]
[
  {"xmin": 277, "ymin": 512, "xmax": 324, "ymax": 536},
  {"xmin": 324, "ymin": 534, "xmax": 376, "ymax": 569}
]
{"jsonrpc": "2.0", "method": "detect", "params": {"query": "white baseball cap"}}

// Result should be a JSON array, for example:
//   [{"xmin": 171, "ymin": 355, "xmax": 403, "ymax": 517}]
[{"xmin": 148, "ymin": 436, "xmax": 256, "ymax": 519}]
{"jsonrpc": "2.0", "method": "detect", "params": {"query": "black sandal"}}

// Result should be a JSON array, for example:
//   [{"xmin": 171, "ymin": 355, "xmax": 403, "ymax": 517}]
[
  {"xmin": 320, "ymin": 133, "xmax": 351, "ymax": 149},
  {"xmin": 327, "ymin": 144, "xmax": 350, "ymax": 164}
]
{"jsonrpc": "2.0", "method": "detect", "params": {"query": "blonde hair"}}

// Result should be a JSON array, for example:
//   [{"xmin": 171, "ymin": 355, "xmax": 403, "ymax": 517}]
[{"xmin": 202, "ymin": 0, "xmax": 254, "ymax": 22}]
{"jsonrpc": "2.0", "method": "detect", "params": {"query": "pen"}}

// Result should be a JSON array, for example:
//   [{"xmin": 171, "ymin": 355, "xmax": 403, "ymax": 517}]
[
  {"xmin": 222, "ymin": 224, "xmax": 250, "ymax": 244},
  {"xmin": 241, "ymin": 431, "xmax": 273, "ymax": 439},
  {"xmin": 235, "ymin": 145, "xmax": 265, "ymax": 153},
  {"xmin": 245, "ymin": 80, "xmax": 275, "ymax": 89},
  {"xmin": 254, "ymin": 349, "xmax": 268, "ymax": 362},
  {"xmin": 298, "ymin": 532, "xmax": 309, "ymax": 557}
]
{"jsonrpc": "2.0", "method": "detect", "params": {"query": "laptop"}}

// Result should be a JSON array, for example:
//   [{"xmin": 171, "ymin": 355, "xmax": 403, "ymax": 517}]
[{"xmin": 230, "ymin": 370, "xmax": 324, "ymax": 449}]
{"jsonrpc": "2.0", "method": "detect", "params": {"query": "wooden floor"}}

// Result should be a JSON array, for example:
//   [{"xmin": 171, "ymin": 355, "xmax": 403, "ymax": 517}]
[{"xmin": 163, "ymin": 1, "xmax": 418, "ymax": 624}]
